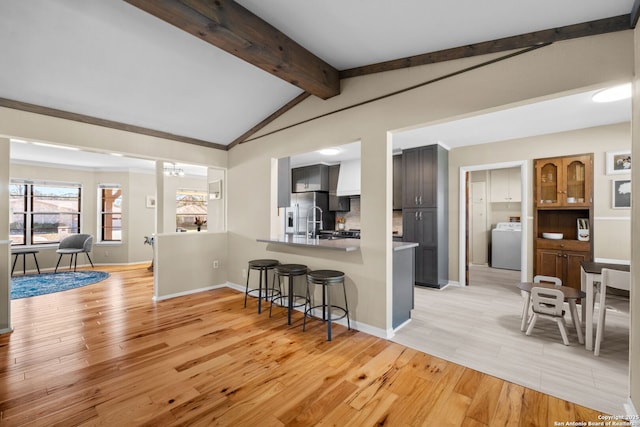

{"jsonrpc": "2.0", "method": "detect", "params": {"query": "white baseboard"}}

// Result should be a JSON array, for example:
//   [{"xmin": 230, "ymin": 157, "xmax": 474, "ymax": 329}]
[
  {"xmin": 624, "ymin": 399, "xmax": 639, "ymax": 426},
  {"xmin": 153, "ymin": 283, "xmax": 228, "ymax": 301},
  {"xmin": 0, "ymin": 327, "xmax": 14, "ymax": 335},
  {"xmin": 225, "ymin": 281, "xmax": 389, "ymax": 339}
]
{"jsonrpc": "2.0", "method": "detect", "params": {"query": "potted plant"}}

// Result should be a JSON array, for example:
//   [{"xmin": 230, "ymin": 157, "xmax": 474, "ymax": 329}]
[{"xmin": 194, "ymin": 216, "xmax": 207, "ymax": 232}]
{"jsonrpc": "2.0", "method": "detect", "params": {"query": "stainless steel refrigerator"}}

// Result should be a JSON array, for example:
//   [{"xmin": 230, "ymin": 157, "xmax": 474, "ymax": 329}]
[{"xmin": 284, "ymin": 192, "xmax": 331, "ymax": 236}]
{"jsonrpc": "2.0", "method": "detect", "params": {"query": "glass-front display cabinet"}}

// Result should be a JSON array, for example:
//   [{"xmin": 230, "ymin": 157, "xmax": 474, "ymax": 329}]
[{"xmin": 535, "ymin": 154, "xmax": 592, "ymax": 208}]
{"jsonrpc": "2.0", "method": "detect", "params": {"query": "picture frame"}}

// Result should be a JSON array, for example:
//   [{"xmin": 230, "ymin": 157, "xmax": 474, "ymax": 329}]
[
  {"xmin": 606, "ymin": 150, "xmax": 631, "ymax": 175},
  {"xmin": 145, "ymin": 195, "xmax": 156, "ymax": 208},
  {"xmin": 612, "ymin": 179, "xmax": 631, "ymax": 209}
]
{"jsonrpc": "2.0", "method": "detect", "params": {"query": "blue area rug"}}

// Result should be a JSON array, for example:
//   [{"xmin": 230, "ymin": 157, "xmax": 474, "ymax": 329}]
[{"xmin": 11, "ymin": 271, "xmax": 110, "ymax": 299}]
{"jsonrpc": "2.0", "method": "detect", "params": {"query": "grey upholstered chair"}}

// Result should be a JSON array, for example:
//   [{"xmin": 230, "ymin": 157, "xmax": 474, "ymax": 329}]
[{"xmin": 55, "ymin": 234, "xmax": 94, "ymax": 273}]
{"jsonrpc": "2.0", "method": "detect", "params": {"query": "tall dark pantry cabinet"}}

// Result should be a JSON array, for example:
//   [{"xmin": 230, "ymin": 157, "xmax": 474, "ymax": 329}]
[{"xmin": 402, "ymin": 145, "xmax": 449, "ymax": 288}]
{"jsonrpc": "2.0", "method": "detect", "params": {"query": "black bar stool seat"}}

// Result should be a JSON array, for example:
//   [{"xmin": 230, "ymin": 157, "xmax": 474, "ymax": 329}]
[
  {"xmin": 270, "ymin": 264, "xmax": 309, "ymax": 325},
  {"xmin": 304, "ymin": 270, "xmax": 350, "ymax": 341},
  {"xmin": 244, "ymin": 259, "xmax": 280, "ymax": 314}
]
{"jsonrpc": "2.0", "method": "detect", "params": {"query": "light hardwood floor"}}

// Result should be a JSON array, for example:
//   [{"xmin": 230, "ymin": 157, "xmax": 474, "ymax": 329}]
[
  {"xmin": 392, "ymin": 265, "xmax": 630, "ymax": 416},
  {"xmin": 1, "ymin": 264, "xmax": 609, "ymax": 425}
]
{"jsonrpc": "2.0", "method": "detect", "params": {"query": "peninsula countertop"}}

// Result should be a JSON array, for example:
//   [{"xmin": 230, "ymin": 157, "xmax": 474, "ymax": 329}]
[
  {"xmin": 257, "ymin": 236, "xmax": 418, "ymax": 252},
  {"xmin": 257, "ymin": 235, "xmax": 360, "ymax": 251}
]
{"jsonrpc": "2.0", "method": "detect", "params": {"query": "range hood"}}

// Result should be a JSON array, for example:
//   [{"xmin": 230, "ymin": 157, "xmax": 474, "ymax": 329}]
[{"xmin": 336, "ymin": 159, "xmax": 361, "ymax": 197}]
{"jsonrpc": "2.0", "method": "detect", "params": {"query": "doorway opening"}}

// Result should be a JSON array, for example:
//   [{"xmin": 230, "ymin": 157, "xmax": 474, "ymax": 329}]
[{"xmin": 458, "ymin": 161, "xmax": 528, "ymax": 286}]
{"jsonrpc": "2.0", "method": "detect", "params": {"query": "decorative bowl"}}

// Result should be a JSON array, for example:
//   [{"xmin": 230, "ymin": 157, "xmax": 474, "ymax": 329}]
[{"xmin": 542, "ymin": 232, "xmax": 563, "ymax": 240}]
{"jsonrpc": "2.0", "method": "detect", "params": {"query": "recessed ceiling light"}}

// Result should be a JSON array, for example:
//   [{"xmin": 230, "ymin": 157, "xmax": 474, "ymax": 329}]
[
  {"xmin": 318, "ymin": 148, "xmax": 340, "ymax": 156},
  {"xmin": 592, "ymin": 83, "xmax": 632, "ymax": 103}
]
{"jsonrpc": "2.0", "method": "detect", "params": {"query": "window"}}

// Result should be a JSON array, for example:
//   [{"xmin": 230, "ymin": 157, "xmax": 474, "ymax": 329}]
[
  {"xmin": 99, "ymin": 185, "xmax": 122, "ymax": 242},
  {"xmin": 10, "ymin": 180, "xmax": 82, "ymax": 246},
  {"xmin": 176, "ymin": 189, "xmax": 207, "ymax": 231}
]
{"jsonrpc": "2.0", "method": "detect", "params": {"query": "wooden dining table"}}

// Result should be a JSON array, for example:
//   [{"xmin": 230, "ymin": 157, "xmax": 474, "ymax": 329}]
[
  {"xmin": 580, "ymin": 261, "xmax": 630, "ymax": 351},
  {"xmin": 517, "ymin": 281, "xmax": 585, "ymax": 344}
]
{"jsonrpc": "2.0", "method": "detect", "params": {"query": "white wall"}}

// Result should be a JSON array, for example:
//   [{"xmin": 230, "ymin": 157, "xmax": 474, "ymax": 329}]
[
  {"xmin": 0, "ymin": 138, "xmax": 10, "ymax": 331},
  {"xmin": 8, "ymin": 163, "xmax": 158, "ymax": 268},
  {"xmin": 451, "ymin": 123, "xmax": 631, "ymax": 278},
  {"xmin": 154, "ymin": 232, "xmax": 228, "ymax": 299},
  {"xmin": 226, "ymin": 32, "xmax": 633, "ymax": 334},
  {"xmin": 629, "ymin": 22, "xmax": 639, "ymax": 417}
]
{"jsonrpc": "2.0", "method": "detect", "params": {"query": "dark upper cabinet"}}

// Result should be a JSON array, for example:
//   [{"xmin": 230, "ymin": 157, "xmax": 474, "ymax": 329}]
[
  {"xmin": 393, "ymin": 154, "xmax": 402, "ymax": 210},
  {"xmin": 292, "ymin": 164, "xmax": 329, "ymax": 193},
  {"xmin": 402, "ymin": 145, "xmax": 439, "ymax": 208},
  {"xmin": 328, "ymin": 165, "xmax": 350, "ymax": 211}
]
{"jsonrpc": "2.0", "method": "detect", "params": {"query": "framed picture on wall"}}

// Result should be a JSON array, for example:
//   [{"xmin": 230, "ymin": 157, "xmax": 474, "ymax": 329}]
[
  {"xmin": 606, "ymin": 150, "xmax": 631, "ymax": 175},
  {"xmin": 612, "ymin": 179, "xmax": 631, "ymax": 209}
]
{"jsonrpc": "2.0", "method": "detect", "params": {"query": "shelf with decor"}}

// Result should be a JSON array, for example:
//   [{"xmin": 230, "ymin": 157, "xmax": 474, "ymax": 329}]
[{"xmin": 533, "ymin": 154, "xmax": 593, "ymax": 292}]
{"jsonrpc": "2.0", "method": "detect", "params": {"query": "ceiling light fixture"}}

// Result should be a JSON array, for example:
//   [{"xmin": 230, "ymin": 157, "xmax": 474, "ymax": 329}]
[
  {"xmin": 318, "ymin": 148, "xmax": 340, "ymax": 156},
  {"xmin": 592, "ymin": 83, "xmax": 632, "ymax": 103},
  {"xmin": 163, "ymin": 164, "xmax": 185, "ymax": 177}
]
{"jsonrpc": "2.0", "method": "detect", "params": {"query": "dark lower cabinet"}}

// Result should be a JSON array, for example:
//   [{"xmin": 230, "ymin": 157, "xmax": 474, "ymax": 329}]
[
  {"xmin": 393, "ymin": 245, "xmax": 415, "ymax": 328},
  {"xmin": 403, "ymin": 208, "xmax": 447, "ymax": 288}
]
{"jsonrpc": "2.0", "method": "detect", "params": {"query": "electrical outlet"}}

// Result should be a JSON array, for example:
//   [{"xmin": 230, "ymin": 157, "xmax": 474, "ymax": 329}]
[
  {"xmin": 213, "ymin": 260, "xmax": 219, "ymax": 269},
  {"xmin": 105, "ymin": 250, "xmax": 109, "ymax": 257},
  {"xmin": 241, "ymin": 268, "xmax": 247, "ymax": 279}
]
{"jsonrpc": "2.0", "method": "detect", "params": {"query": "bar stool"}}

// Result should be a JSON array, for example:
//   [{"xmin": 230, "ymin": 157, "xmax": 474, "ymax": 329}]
[
  {"xmin": 244, "ymin": 259, "xmax": 280, "ymax": 314},
  {"xmin": 270, "ymin": 264, "xmax": 309, "ymax": 325},
  {"xmin": 304, "ymin": 270, "xmax": 350, "ymax": 341}
]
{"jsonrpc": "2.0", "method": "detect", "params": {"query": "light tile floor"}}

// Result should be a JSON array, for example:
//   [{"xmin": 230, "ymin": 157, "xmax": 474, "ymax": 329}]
[{"xmin": 391, "ymin": 265, "xmax": 629, "ymax": 415}]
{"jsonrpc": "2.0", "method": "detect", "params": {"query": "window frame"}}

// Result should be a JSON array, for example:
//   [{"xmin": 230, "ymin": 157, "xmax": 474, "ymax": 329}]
[
  {"xmin": 176, "ymin": 189, "xmax": 208, "ymax": 232},
  {"xmin": 98, "ymin": 184, "xmax": 122, "ymax": 243},
  {"xmin": 10, "ymin": 180, "xmax": 82, "ymax": 247}
]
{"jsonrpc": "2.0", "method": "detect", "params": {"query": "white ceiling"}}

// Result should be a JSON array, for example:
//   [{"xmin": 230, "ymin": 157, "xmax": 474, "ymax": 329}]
[{"xmin": 0, "ymin": 0, "xmax": 634, "ymax": 169}]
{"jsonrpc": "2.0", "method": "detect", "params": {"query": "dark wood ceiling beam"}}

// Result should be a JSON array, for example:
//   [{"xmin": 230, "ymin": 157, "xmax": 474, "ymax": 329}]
[
  {"xmin": 631, "ymin": 0, "xmax": 640, "ymax": 28},
  {"xmin": 0, "ymin": 97, "xmax": 226, "ymax": 150},
  {"xmin": 340, "ymin": 15, "xmax": 631, "ymax": 79},
  {"xmin": 228, "ymin": 92, "xmax": 311, "ymax": 149},
  {"xmin": 124, "ymin": 0, "xmax": 339, "ymax": 99}
]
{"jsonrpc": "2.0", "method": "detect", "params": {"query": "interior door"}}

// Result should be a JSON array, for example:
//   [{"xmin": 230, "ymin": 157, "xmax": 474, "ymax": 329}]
[{"xmin": 470, "ymin": 181, "xmax": 487, "ymax": 265}]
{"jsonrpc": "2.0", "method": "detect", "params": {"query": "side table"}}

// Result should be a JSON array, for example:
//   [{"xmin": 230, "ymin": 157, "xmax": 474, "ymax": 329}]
[{"xmin": 11, "ymin": 249, "xmax": 41, "ymax": 276}]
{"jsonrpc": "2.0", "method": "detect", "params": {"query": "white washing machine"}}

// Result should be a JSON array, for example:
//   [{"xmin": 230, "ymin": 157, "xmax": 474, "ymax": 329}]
[{"xmin": 491, "ymin": 222, "xmax": 522, "ymax": 270}]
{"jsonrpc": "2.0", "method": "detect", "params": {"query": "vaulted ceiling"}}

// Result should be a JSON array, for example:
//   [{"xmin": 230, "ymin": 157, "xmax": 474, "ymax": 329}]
[{"xmin": 0, "ymin": 1, "xmax": 637, "ymax": 152}]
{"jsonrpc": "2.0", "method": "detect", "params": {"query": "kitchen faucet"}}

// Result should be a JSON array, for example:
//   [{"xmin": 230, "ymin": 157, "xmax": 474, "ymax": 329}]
[{"xmin": 306, "ymin": 206, "xmax": 323, "ymax": 239}]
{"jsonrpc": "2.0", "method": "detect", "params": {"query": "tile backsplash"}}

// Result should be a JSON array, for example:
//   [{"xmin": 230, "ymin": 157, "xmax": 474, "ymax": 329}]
[
  {"xmin": 339, "ymin": 197, "xmax": 360, "ymax": 230},
  {"xmin": 334, "ymin": 198, "xmax": 404, "ymax": 236},
  {"xmin": 393, "ymin": 211, "xmax": 403, "ymax": 236}
]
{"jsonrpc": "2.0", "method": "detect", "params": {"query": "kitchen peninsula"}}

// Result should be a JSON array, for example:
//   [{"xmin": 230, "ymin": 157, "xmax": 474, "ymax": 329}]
[
  {"xmin": 257, "ymin": 236, "xmax": 419, "ymax": 329},
  {"xmin": 257, "ymin": 235, "xmax": 361, "ymax": 251},
  {"xmin": 257, "ymin": 235, "xmax": 418, "ymax": 253}
]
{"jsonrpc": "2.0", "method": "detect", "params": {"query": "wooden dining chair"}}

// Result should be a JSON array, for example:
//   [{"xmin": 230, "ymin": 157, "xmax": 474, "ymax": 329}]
[
  {"xmin": 533, "ymin": 275, "xmax": 562, "ymax": 286},
  {"xmin": 594, "ymin": 268, "xmax": 630, "ymax": 356},
  {"xmin": 526, "ymin": 287, "xmax": 570, "ymax": 345},
  {"xmin": 522, "ymin": 275, "xmax": 565, "ymax": 325}
]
